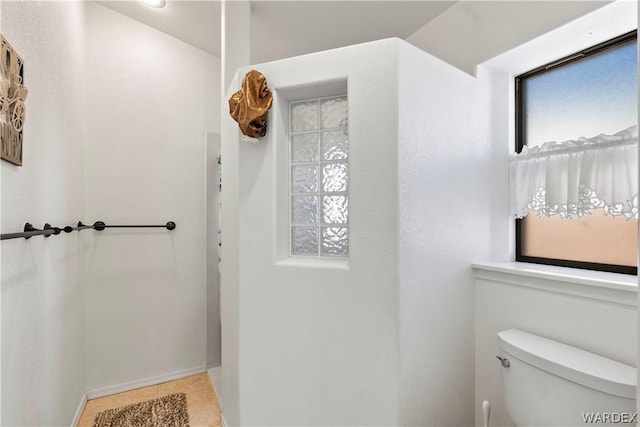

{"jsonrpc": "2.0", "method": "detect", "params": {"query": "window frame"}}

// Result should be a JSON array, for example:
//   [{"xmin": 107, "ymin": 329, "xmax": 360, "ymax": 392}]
[{"xmin": 514, "ymin": 30, "xmax": 638, "ymax": 275}]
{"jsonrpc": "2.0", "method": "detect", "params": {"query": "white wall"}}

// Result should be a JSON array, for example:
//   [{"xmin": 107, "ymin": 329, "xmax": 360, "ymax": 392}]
[
  {"xmin": 473, "ymin": 3, "xmax": 638, "ymax": 425},
  {"xmin": 475, "ymin": 270, "xmax": 637, "ymax": 426},
  {"xmin": 0, "ymin": 1, "xmax": 88, "ymax": 425},
  {"xmin": 83, "ymin": 2, "xmax": 220, "ymax": 394},
  {"xmin": 397, "ymin": 42, "xmax": 493, "ymax": 426},
  {"xmin": 223, "ymin": 39, "xmax": 402, "ymax": 426},
  {"xmin": 222, "ymin": 38, "xmax": 493, "ymax": 426},
  {"xmin": 219, "ymin": 3, "xmax": 251, "ymax": 424}
]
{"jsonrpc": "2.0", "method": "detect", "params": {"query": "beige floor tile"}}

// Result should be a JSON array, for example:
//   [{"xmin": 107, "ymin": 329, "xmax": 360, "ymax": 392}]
[
  {"xmin": 186, "ymin": 387, "xmax": 221, "ymax": 427},
  {"xmin": 77, "ymin": 417, "xmax": 93, "ymax": 427},
  {"xmin": 79, "ymin": 385, "xmax": 158, "ymax": 425},
  {"xmin": 158, "ymin": 373, "xmax": 213, "ymax": 397},
  {"xmin": 78, "ymin": 373, "xmax": 222, "ymax": 426}
]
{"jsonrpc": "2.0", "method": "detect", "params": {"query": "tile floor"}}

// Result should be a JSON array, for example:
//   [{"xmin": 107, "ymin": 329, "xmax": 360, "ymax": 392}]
[{"xmin": 78, "ymin": 373, "xmax": 222, "ymax": 427}]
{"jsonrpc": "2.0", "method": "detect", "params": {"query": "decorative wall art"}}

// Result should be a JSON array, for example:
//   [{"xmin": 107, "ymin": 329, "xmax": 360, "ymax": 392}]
[
  {"xmin": 0, "ymin": 34, "xmax": 27, "ymax": 166},
  {"xmin": 229, "ymin": 70, "xmax": 273, "ymax": 141}
]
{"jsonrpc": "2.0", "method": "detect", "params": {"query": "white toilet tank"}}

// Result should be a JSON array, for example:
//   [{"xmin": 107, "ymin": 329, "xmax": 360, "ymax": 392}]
[{"xmin": 497, "ymin": 329, "xmax": 636, "ymax": 426}]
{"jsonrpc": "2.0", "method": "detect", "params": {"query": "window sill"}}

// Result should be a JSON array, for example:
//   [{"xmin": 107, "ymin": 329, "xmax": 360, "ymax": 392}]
[
  {"xmin": 472, "ymin": 262, "xmax": 637, "ymax": 307},
  {"xmin": 274, "ymin": 256, "xmax": 350, "ymax": 270}
]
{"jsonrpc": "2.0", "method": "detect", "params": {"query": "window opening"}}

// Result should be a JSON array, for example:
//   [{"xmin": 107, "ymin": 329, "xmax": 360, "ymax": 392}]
[
  {"xmin": 515, "ymin": 31, "xmax": 638, "ymax": 274},
  {"xmin": 290, "ymin": 95, "xmax": 349, "ymax": 257}
]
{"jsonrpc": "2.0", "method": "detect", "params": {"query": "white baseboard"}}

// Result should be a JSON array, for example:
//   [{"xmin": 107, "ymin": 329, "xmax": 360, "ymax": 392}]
[
  {"xmin": 207, "ymin": 366, "xmax": 226, "ymax": 427},
  {"xmin": 86, "ymin": 366, "xmax": 206, "ymax": 400},
  {"xmin": 71, "ymin": 392, "xmax": 87, "ymax": 427},
  {"xmin": 207, "ymin": 366, "xmax": 221, "ymax": 395}
]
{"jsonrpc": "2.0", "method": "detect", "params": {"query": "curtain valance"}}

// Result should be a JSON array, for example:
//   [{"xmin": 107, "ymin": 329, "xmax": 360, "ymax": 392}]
[{"xmin": 510, "ymin": 126, "xmax": 638, "ymax": 220}]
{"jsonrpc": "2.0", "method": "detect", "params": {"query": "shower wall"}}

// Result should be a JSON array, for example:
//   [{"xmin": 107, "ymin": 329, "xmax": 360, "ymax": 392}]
[
  {"xmin": 221, "ymin": 38, "xmax": 493, "ymax": 426},
  {"xmin": 222, "ymin": 39, "xmax": 401, "ymax": 426}
]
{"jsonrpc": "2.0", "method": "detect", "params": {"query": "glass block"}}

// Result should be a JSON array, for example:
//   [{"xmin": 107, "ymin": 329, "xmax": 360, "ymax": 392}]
[
  {"xmin": 321, "ymin": 131, "xmax": 348, "ymax": 161},
  {"xmin": 292, "ymin": 133, "xmax": 319, "ymax": 163},
  {"xmin": 322, "ymin": 163, "xmax": 348, "ymax": 193},
  {"xmin": 292, "ymin": 226, "xmax": 319, "ymax": 255},
  {"xmin": 321, "ymin": 227, "xmax": 349, "ymax": 256},
  {"xmin": 292, "ymin": 196, "xmax": 318, "ymax": 225},
  {"xmin": 292, "ymin": 165, "xmax": 318, "ymax": 193},
  {"xmin": 320, "ymin": 97, "xmax": 348, "ymax": 129},
  {"xmin": 291, "ymin": 100, "xmax": 318, "ymax": 132},
  {"xmin": 322, "ymin": 196, "xmax": 348, "ymax": 224}
]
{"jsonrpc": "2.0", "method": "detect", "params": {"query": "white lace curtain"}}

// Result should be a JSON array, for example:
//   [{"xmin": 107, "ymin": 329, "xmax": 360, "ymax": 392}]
[{"xmin": 510, "ymin": 125, "xmax": 638, "ymax": 220}]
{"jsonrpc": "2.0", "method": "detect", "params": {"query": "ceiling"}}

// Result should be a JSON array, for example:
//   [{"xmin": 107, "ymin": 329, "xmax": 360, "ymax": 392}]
[
  {"xmin": 248, "ymin": 1, "xmax": 454, "ymax": 64},
  {"xmin": 98, "ymin": 0, "xmax": 613, "ymax": 73},
  {"xmin": 98, "ymin": 1, "xmax": 455, "ymax": 61},
  {"xmin": 98, "ymin": 1, "xmax": 222, "ymax": 55}
]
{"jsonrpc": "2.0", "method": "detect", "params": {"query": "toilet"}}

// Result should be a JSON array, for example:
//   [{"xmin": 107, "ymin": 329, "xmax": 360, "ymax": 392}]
[{"xmin": 497, "ymin": 328, "xmax": 636, "ymax": 426}]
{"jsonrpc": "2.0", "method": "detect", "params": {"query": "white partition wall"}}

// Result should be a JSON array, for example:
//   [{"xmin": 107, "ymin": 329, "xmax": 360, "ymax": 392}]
[
  {"xmin": 224, "ymin": 39, "xmax": 402, "ymax": 426},
  {"xmin": 221, "ymin": 38, "xmax": 492, "ymax": 426},
  {"xmin": 397, "ymin": 42, "xmax": 493, "ymax": 425}
]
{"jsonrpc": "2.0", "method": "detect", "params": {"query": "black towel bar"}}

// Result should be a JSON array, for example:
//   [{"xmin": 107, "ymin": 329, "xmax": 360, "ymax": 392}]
[
  {"xmin": 0, "ymin": 220, "xmax": 176, "ymax": 241},
  {"xmin": 93, "ymin": 221, "xmax": 176, "ymax": 231}
]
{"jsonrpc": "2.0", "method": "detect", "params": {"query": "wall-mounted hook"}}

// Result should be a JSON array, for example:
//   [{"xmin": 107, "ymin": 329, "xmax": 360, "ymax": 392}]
[
  {"xmin": 63, "ymin": 221, "xmax": 94, "ymax": 233},
  {"xmin": 43, "ymin": 223, "xmax": 62, "ymax": 238}
]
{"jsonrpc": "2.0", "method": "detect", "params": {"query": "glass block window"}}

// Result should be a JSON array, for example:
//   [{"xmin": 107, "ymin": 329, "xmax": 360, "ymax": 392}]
[{"xmin": 290, "ymin": 95, "xmax": 349, "ymax": 257}]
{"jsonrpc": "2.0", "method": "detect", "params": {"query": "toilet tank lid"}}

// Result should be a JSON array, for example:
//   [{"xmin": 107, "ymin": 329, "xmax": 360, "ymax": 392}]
[{"xmin": 498, "ymin": 329, "xmax": 636, "ymax": 399}]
